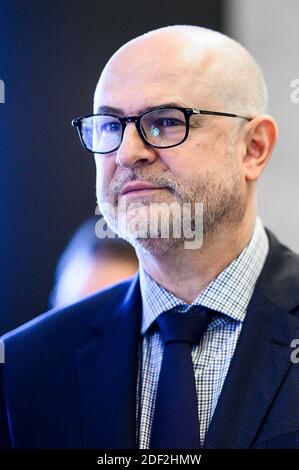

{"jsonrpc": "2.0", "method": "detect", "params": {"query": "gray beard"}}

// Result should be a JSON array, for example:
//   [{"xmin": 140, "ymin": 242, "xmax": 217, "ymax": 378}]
[{"xmin": 97, "ymin": 167, "xmax": 245, "ymax": 255}]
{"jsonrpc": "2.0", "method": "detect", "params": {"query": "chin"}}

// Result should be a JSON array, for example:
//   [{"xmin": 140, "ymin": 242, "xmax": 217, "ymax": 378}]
[{"xmin": 130, "ymin": 236, "xmax": 183, "ymax": 256}]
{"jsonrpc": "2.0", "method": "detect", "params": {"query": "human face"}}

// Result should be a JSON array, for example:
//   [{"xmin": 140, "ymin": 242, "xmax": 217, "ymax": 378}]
[{"xmin": 94, "ymin": 37, "xmax": 246, "ymax": 254}]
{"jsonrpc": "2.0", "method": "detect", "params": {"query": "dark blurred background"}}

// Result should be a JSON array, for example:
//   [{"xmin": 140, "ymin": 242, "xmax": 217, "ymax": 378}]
[{"xmin": 0, "ymin": 0, "xmax": 223, "ymax": 334}]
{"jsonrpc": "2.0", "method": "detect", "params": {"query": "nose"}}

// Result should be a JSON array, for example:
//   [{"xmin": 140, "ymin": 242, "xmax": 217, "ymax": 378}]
[{"xmin": 115, "ymin": 122, "xmax": 157, "ymax": 169}]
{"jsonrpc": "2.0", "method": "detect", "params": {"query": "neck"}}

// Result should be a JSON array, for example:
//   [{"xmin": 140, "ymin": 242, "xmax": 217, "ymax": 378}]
[{"xmin": 137, "ymin": 207, "xmax": 257, "ymax": 304}]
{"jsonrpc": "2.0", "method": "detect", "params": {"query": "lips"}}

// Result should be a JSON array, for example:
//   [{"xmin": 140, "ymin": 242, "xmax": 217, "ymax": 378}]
[{"xmin": 121, "ymin": 181, "xmax": 165, "ymax": 195}]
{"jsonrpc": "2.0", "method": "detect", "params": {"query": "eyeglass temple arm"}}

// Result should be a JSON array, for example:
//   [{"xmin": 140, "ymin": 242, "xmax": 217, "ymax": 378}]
[{"xmin": 190, "ymin": 108, "xmax": 252, "ymax": 121}]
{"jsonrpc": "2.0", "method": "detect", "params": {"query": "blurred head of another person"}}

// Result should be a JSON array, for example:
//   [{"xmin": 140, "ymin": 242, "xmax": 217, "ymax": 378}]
[{"xmin": 49, "ymin": 216, "xmax": 138, "ymax": 309}]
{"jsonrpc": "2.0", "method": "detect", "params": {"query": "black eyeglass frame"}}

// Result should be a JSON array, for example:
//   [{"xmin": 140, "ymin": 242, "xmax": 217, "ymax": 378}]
[{"xmin": 71, "ymin": 106, "xmax": 252, "ymax": 155}]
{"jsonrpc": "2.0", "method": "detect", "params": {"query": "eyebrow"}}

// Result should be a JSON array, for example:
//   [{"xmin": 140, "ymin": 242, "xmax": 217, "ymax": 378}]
[{"xmin": 96, "ymin": 102, "xmax": 190, "ymax": 115}]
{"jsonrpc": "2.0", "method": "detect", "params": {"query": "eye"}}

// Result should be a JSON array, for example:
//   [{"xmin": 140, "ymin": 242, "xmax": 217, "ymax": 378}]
[
  {"xmin": 100, "ymin": 121, "xmax": 121, "ymax": 133},
  {"xmin": 157, "ymin": 118, "xmax": 184, "ymax": 127},
  {"xmin": 149, "ymin": 118, "xmax": 185, "ymax": 137}
]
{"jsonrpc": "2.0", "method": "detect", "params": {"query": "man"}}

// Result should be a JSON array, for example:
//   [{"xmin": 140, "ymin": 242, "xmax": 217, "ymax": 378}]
[{"xmin": 1, "ymin": 25, "xmax": 299, "ymax": 449}]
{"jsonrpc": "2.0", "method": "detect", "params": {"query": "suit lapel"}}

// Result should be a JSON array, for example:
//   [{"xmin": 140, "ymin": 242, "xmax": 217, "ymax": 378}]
[
  {"xmin": 204, "ymin": 288, "xmax": 299, "ymax": 448},
  {"xmin": 76, "ymin": 274, "xmax": 142, "ymax": 448}
]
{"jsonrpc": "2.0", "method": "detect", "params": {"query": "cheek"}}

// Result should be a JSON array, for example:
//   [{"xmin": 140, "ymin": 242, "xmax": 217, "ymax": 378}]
[
  {"xmin": 169, "ymin": 141, "xmax": 211, "ymax": 177},
  {"xmin": 193, "ymin": 133, "xmax": 234, "ymax": 173},
  {"xmin": 95, "ymin": 156, "xmax": 116, "ymax": 190}
]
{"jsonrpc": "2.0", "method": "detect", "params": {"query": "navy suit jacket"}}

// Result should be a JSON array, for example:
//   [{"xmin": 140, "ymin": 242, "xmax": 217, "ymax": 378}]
[{"xmin": 1, "ymin": 229, "xmax": 299, "ymax": 449}]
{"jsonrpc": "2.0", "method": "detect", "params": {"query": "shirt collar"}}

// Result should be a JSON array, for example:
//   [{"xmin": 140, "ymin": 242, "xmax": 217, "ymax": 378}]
[{"xmin": 139, "ymin": 217, "xmax": 269, "ymax": 334}]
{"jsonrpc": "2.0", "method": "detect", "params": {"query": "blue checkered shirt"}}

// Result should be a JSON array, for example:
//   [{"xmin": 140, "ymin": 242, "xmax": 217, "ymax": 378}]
[{"xmin": 136, "ymin": 217, "xmax": 269, "ymax": 448}]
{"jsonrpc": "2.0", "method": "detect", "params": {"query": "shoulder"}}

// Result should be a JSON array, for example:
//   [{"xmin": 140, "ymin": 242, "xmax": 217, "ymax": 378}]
[
  {"xmin": 258, "ymin": 228, "xmax": 299, "ymax": 311},
  {"xmin": 1, "ymin": 275, "xmax": 137, "ymax": 355},
  {"xmin": 265, "ymin": 228, "xmax": 299, "ymax": 271}
]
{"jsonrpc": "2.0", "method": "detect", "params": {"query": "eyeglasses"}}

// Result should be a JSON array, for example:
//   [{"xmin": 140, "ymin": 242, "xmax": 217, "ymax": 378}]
[{"xmin": 71, "ymin": 106, "xmax": 252, "ymax": 154}]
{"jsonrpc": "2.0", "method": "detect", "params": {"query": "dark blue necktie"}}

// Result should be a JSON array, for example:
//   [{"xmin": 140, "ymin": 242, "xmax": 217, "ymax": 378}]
[{"xmin": 149, "ymin": 306, "xmax": 212, "ymax": 449}]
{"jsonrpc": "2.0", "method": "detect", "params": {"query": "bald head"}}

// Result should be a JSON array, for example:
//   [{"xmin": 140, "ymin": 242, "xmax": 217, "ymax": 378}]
[{"xmin": 95, "ymin": 25, "xmax": 268, "ymax": 117}]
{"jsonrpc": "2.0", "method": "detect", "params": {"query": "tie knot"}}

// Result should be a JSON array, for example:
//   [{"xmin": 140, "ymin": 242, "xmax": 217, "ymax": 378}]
[{"xmin": 156, "ymin": 306, "xmax": 212, "ymax": 345}]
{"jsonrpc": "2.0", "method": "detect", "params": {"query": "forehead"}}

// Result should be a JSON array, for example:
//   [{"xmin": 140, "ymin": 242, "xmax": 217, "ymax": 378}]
[
  {"xmin": 95, "ymin": 70, "xmax": 193, "ymax": 114},
  {"xmin": 94, "ymin": 42, "xmax": 218, "ymax": 114}
]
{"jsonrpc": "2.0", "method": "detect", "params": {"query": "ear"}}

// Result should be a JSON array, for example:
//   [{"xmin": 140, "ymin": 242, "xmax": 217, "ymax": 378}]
[{"xmin": 242, "ymin": 115, "xmax": 278, "ymax": 182}]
